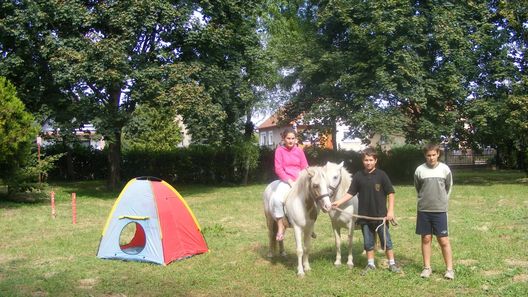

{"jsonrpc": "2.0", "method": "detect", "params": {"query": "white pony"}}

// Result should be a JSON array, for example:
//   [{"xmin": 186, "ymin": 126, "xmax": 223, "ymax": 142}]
[
  {"xmin": 263, "ymin": 166, "xmax": 332, "ymax": 276},
  {"xmin": 323, "ymin": 161, "xmax": 359, "ymax": 268}
]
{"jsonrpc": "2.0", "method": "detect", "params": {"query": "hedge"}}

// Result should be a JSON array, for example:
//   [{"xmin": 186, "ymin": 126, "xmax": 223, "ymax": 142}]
[{"xmin": 44, "ymin": 144, "xmax": 425, "ymax": 185}]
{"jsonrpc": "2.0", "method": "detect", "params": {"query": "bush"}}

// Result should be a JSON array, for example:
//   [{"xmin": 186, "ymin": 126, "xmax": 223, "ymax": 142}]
[
  {"xmin": 377, "ymin": 144, "xmax": 423, "ymax": 183},
  {"xmin": 44, "ymin": 142, "xmax": 426, "ymax": 185},
  {"xmin": 0, "ymin": 77, "xmax": 39, "ymax": 180},
  {"xmin": 44, "ymin": 144, "xmax": 107, "ymax": 180},
  {"xmin": 122, "ymin": 143, "xmax": 261, "ymax": 185}
]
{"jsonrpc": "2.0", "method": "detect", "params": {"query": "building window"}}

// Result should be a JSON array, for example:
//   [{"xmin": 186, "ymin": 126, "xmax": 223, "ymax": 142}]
[
  {"xmin": 268, "ymin": 131, "xmax": 273, "ymax": 146},
  {"xmin": 260, "ymin": 132, "xmax": 267, "ymax": 146}
]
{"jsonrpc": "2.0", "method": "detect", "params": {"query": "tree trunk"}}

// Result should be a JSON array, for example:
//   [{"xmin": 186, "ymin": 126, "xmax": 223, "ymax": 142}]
[
  {"xmin": 495, "ymin": 146, "xmax": 501, "ymax": 169},
  {"xmin": 106, "ymin": 86, "xmax": 123, "ymax": 190},
  {"xmin": 66, "ymin": 150, "xmax": 74, "ymax": 180},
  {"xmin": 244, "ymin": 109, "xmax": 254, "ymax": 139},
  {"xmin": 107, "ymin": 130, "xmax": 122, "ymax": 190},
  {"xmin": 63, "ymin": 139, "xmax": 74, "ymax": 180},
  {"xmin": 331, "ymin": 121, "xmax": 338, "ymax": 152},
  {"xmin": 241, "ymin": 110, "xmax": 253, "ymax": 185}
]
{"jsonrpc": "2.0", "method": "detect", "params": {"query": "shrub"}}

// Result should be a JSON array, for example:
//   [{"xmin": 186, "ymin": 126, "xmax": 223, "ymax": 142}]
[
  {"xmin": 0, "ymin": 77, "xmax": 39, "ymax": 181},
  {"xmin": 377, "ymin": 144, "xmax": 423, "ymax": 183},
  {"xmin": 44, "ymin": 144, "xmax": 107, "ymax": 180}
]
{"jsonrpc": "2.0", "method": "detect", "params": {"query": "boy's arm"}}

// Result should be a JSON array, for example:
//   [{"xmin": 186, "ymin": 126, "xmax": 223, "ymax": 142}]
[
  {"xmin": 414, "ymin": 169, "xmax": 421, "ymax": 193},
  {"xmin": 332, "ymin": 192, "xmax": 353, "ymax": 208},
  {"xmin": 445, "ymin": 169, "xmax": 453, "ymax": 198},
  {"xmin": 386, "ymin": 192, "xmax": 395, "ymax": 221}
]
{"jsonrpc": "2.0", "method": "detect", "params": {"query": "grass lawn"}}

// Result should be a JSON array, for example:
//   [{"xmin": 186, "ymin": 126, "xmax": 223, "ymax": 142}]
[{"xmin": 0, "ymin": 169, "xmax": 527, "ymax": 296}]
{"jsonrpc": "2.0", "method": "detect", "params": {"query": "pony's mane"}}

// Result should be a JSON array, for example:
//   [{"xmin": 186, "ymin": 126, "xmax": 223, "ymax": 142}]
[
  {"xmin": 287, "ymin": 166, "xmax": 321, "ymax": 201},
  {"xmin": 337, "ymin": 166, "xmax": 352, "ymax": 195}
]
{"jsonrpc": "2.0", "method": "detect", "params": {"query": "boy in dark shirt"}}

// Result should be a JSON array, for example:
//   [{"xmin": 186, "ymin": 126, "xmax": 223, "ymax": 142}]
[{"xmin": 332, "ymin": 147, "xmax": 401, "ymax": 274}]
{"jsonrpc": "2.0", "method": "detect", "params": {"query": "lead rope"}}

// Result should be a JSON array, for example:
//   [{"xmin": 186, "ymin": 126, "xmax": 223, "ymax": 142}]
[{"xmin": 333, "ymin": 207, "xmax": 398, "ymax": 251}]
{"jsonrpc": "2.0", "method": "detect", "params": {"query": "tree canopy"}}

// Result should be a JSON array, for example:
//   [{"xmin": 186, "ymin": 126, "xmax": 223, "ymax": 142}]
[
  {"xmin": 0, "ymin": 0, "xmax": 272, "ymax": 187},
  {"xmin": 263, "ymin": 0, "xmax": 526, "ymax": 169},
  {"xmin": 1, "ymin": 0, "xmax": 526, "ymax": 180}
]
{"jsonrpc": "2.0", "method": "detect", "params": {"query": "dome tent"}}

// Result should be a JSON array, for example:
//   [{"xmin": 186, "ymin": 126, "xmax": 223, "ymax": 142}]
[{"xmin": 96, "ymin": 177, "xmax": 208, "ymax": 265}]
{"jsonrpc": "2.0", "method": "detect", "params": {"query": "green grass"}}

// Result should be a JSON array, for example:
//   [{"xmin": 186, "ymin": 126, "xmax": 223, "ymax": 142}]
[{"xmin": 1, "ymin": 169, "xmax": 527, "ymax": 296}]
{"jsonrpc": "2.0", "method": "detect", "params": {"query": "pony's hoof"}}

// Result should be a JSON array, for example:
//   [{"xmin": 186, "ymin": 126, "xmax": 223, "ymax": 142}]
[
  {"xmin": 297, "ymin": 272, "xmax": 305, "ymax": 278},
  {"xmin": 280, "ymin": 251, "xmax": 287, "ymax": 257},
  {"xmin": 347, "ymin": 263, "xmax": 354, "ymax": 269},
  {"xmin": 334, "ymin": 262, "xmax": 342, "ymax": 267}
]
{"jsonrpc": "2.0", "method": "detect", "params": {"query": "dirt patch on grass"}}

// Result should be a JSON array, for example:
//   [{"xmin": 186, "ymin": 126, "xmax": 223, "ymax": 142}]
[
  {"xmin": 0, "ymin": 254, "xmax": 23, "ymax": 265},
  {"xmin": 31, "ymin": 290, "xmax": 48, "ymax": 297},
  {"xmin": 482, "ymin": 270, "xmax": 501, "ymax": 277},
  {"xmin": 474, "ymin": 224, "xmax": 489, "ymax": 231},
  {"xmin": 513, "ymin": 274, "xmax": 528, "ymax": 282},
  {"xmin": 458, "ymin": 259, "xmax": 478, "ymax": 266},
  {"xmin": 505, "ymin": 259, "xmax": 528, "ymax": 268},
  {"xmin": 78, "ymin": 278, "xmax": 98, "ymax": 290}
]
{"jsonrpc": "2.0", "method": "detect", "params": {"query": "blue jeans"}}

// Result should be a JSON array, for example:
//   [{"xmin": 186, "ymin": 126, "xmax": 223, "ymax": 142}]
[{"xmin": 361, "ymin": 222, "xmax": 393, "ymax": 251}]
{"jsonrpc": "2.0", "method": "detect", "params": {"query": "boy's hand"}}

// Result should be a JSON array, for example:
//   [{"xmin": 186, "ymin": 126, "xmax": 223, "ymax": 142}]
[
  {"xmin": 386, "ymin": 210, "xmax": 395, "ymax": 221},
  {"xmin": 331, "ymin": 200, "xmax": 341, "ymax": 209}
]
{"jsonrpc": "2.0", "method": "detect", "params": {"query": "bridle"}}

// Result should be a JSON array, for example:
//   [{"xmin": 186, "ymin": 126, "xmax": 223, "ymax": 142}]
[
  {"xmin": 328, "ymin": 172, "xmax": 342, "ymax": 200},
  {"xmin": 307, "ymin": 170, "xmax": 331, "ymax": 205},
  {"xmin": 314, "ymin": 193, "xmax": 330, "ymax": 202}
]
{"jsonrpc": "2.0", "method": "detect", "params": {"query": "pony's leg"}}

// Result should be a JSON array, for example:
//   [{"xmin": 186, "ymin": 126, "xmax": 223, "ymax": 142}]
[
  {"xmin": 302, "ymin": 226, "xmax": 313, "ymax": 272},
  {"xmin": 279, "ymin": 239, "xmax": 286, "ymax": 257},
  {"xmin": 332, "ymin": 225, "xmax": 342, "ymax": 267},
  {"xmin": 346, "ymin": 221, "xmax": 354, "ymax": 268},
  {"xmin": 293, "ymin": 225, "xmax": 305, "ymax": 277},
  {"xmin": 266, "ymin": 216, "xmax": 276, "ymax": 258}
]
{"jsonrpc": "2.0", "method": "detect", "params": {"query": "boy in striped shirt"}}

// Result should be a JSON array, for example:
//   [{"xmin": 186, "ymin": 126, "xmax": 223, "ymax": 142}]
[{"xmin": 414, "ymin": 143, "xmax": 454, "ymax": 280}]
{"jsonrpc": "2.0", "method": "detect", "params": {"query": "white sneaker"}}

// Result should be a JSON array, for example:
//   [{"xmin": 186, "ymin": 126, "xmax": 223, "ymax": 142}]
[
  {"xmin": 420, "ymin": 267, "xmax": 432, "ymax": 278},
  {"xmin": 444, "ymin": 269, "xmax": 455, "ymax": 280}
]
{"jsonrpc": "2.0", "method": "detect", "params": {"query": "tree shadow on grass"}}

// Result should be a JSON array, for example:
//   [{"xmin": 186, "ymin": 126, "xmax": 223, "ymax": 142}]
[
  {"xmin": 0, "ymin": 190, "xmax": 50, "ymax": 207},
  {"xmin": 48, "ymin": 180, "xmax": 221, "ymax": 200},
  {"xmin": 256, "ymin": 239, "xmax": 419, "ymax": 276},
  {"xmin": 0, "ymin": 180, "xmax": 222, "ymax": 207},
  {"xmin": 452, "ymin": 169, "xmax": 528, "ymax": 186}
]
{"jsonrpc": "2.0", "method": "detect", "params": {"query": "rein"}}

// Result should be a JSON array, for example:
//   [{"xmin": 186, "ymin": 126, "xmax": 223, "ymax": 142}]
[{"xmin": 333, "ymin": 206, "xmax": 398, "ymax": 251}]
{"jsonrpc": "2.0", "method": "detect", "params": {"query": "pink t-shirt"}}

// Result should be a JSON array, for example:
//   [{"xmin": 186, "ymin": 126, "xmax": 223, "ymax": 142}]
[{"xmin": 274, "ymin": 145, "xmax": 308, "ymax": 182}]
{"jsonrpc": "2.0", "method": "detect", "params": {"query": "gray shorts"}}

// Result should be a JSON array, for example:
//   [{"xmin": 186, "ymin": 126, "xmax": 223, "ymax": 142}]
[{"xmin": 416, "ymin": 211, "xmax": 449, "ymax": 237}]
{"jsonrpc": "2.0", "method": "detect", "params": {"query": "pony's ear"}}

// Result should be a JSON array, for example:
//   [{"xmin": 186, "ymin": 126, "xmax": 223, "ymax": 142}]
[{"xmin": 338, "ymin": 161, "xmax": 344, "ymax": 169}]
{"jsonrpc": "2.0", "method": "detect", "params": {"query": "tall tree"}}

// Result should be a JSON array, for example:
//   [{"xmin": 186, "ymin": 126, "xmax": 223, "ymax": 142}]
[
  {"xmin": 461, "ymin": 0, "xmax": 528, "ymax": 169},
  {"xmin": 1, "ymin": 0, "xmax": 270, "ymax": 187},
  {"xmin": 264, "ymin": 0, "xmax": 524, "ymax": 163}
]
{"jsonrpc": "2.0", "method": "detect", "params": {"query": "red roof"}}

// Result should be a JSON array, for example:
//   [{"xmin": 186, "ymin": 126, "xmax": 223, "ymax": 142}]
[{"xmin": 258, "ymin": 113, "xmax": 282, "ymax": 129}]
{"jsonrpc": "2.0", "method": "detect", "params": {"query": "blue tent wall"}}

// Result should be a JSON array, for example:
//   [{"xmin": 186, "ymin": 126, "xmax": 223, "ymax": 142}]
[{"xmin": 96, "ymin": 179, "xmax": 165, "ymax": 264}]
